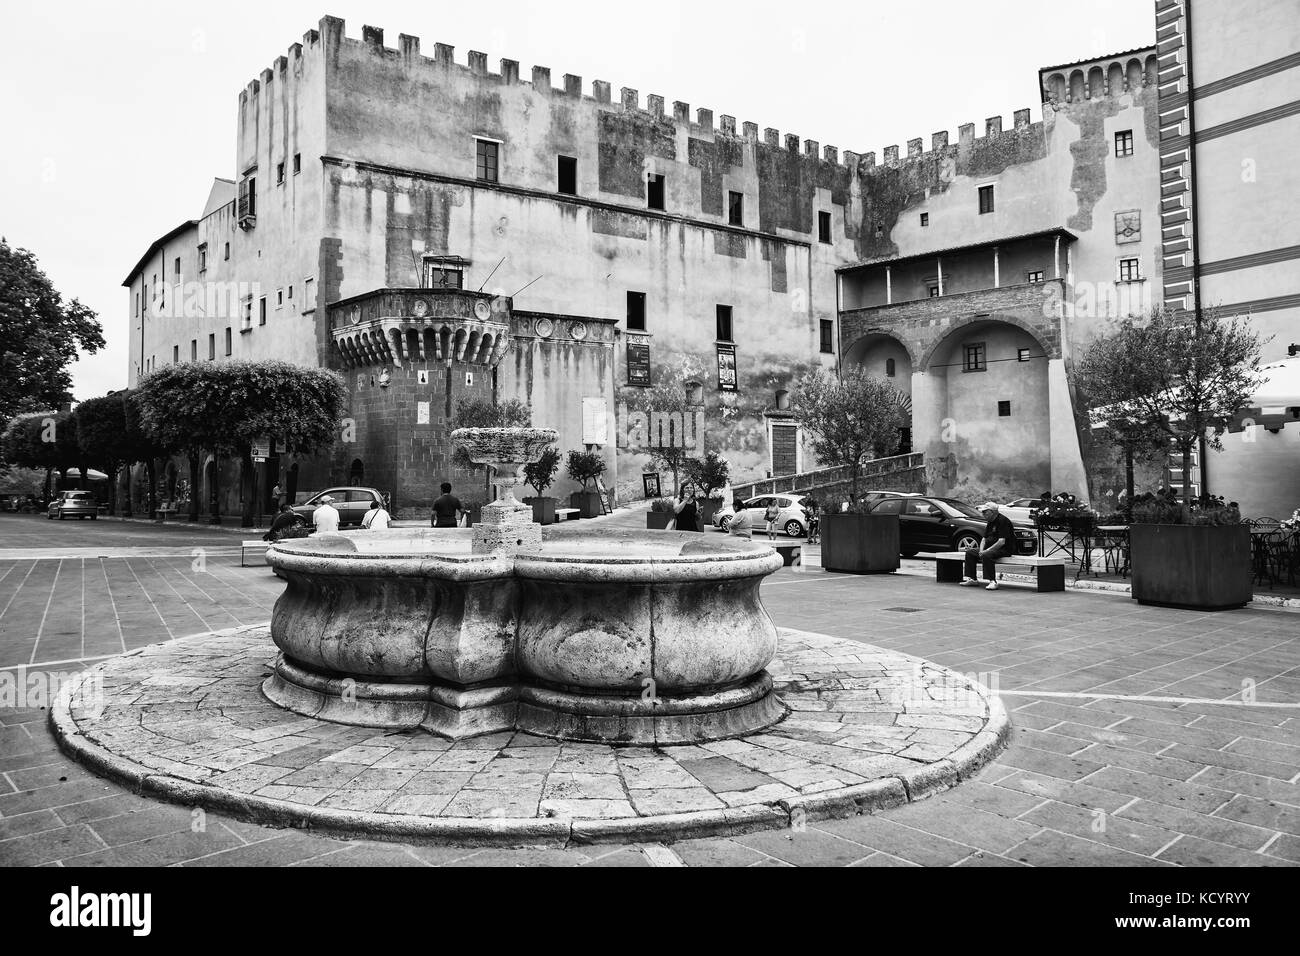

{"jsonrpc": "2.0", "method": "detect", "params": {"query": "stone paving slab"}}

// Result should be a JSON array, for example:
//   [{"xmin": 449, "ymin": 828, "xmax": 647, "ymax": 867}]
[{"xmin": 47, "ymin": 625, "xmax": 1008, "ymax": 845}]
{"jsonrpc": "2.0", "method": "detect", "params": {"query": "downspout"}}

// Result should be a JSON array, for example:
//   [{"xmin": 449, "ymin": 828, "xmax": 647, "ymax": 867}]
[{"xmin": 1184, "ymin": 0, "xmax": 1211, "ymax": 497}]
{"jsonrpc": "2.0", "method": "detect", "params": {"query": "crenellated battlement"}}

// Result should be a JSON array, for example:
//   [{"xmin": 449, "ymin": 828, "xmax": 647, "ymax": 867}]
[
  {"xmin": 1038, "ymin": 47, "xmax": 1159, "ymax": 108},
  {"xmin": 854, "ymin": 107, "xmax": 1041, "ymax": 177}
]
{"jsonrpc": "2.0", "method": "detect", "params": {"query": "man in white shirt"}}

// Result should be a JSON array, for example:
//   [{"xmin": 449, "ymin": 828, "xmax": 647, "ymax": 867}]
[
  {"xmin": 361, "ymin": 500, "xmax": 390, "ymax": 529},
  {"xmin": 312, "ymin": 495, "xmax": 340, "ymax": 534}
]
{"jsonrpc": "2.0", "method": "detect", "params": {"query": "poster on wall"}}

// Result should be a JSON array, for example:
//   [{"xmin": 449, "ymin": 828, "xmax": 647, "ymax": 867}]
[
  {"xmin": 582, "ymin": 398, "xmax": 609, "ymax": 445},
  {"xmin": 642, "ymin": 473, "xmax": 661, "ymax": 499},
  {"xmin": 717, "ymin": 343, "xmax": 737, "ymax": 392},
  {"xmin": 627, "ymin": 340, "xmax": 652, "ymax": 387}
]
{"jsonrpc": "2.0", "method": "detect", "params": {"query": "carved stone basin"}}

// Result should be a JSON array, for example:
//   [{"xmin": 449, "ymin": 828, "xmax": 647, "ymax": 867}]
[{"xmin": 263, "ymin": 528, "xmax": 786, "ymax": 744}]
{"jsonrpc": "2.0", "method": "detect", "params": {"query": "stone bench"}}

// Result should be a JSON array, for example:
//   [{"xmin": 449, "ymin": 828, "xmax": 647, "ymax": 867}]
[
  {"xmin": 935, "ymin": 551, "xmax": 1065, "ymax": 592},
  {"xmin": 554, "ymin": 508, "xmax": 580, "ymax": 522},
  {"xmin": 773, "ymin": 543, "xmax": 802, "ymax": 567},
  {"xmin": 154, "ymin": 507, "xmax": 178, "ymax": 521},
  {"xmin": 241, "ymin": 540, "xmax": 270, "ymax": 568}
]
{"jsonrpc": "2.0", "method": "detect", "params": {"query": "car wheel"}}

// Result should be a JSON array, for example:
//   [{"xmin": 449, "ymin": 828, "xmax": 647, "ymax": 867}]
[
  {"xmin": 719, "ymin": 516, "xmax": 732, "ymax": 531},
  {"xmin": 954, "ymin": 532, "xmax": 981, "ymax": 551},
  {"xmin": 784, "ymin": 519, "xmax": 804, "ymax": 538}
]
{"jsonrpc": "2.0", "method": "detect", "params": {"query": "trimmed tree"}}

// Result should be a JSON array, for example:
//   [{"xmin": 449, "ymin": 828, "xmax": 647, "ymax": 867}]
[
  {"xmin": 0, "ymin": 411, "xmax": 62, "ymax": 500},
  {"xmin": 523, "ymin": 446, "xmax": 561, "ymax": 497},
  {"xmin": 1074, "ymin": 306, "xmax": 1266, "ymax": 507},
  {"xmin": 74, "ymin": 393, "xmax": 128, "ymax": 514},
  {"xmin": 684, "ymin": 449, "xmax": 730, "ymax": 498},
  {"xmin": 566, "ymin": 450, "xmax": 606, "ymax": 491},
  {"xmin": 791, "ymin": 367, "xmax": 906, "ymax": 500}
]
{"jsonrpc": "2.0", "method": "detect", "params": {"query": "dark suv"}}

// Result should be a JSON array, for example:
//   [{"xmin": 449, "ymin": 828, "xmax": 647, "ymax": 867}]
[{"xmin": 866, "ymin": 495, "xmax": 1036, "ymax": 557}]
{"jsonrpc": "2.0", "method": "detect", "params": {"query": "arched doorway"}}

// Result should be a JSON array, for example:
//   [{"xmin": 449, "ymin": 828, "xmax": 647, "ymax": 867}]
[
  {"xmin": 844, "ymin": 332, "xmax": 915, "ymax": 455},
  {"xmin": 349, "ymin": 458, "xmax": 364, "ymax": 486},
  {"xmin": 920, "ymin": 318, "xmax": 1052, "ymax": 499}
]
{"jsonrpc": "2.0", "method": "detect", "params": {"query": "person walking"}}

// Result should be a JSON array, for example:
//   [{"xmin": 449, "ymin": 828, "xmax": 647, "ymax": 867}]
[
  {"xmin": 431, "ymin": 482, "xmax": 463, "ymax": 529},
  {"xmin": 727, "ymin": 497, "xmax": 753, "ymax": 540},
  {"xmin": 312, "ymin": 495, "xmax": 340, "ymax": 534},
  {"xmin": 763, "ymin": 499, "xmax": 781, "ymax": 540},
  {"xmin": 960, "ymin": 501, "xmax": 1016, "ymax": 591},
  {"xmin": 362, "ymin": 499, "xmax": 390, "ymax": 530},
  {"xmin": 672, "ymin": 484, "xmax": 701, "ymax": 532}
]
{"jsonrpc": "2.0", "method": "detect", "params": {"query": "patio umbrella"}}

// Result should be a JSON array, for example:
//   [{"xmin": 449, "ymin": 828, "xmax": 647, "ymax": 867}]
[
  {"xmin": 64, "ymin": 468, "xmax": 109, "ymax": 480},
  {"xmin": 1226, "ymin": 356, "xmax": 1300, "ymax": 432}
]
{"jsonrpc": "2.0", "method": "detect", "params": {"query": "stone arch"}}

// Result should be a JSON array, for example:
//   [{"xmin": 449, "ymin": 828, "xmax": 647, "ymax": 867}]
[
  {"xmin": 843, "ymin": 330, "xmax": 918, "ymax": 370},
  {"xmin": 919, "ymin": 312, "xmax": 1056, "ymax": 372},
  {"xmin": 1144, "ymin": 54, "xmax": 1158, "ymax": 87},
  {"xmin": 1069, "ymin": 69, "xmax": 1085, "ymax": 102},
  {"xmin": 1127, "ymin": 58, "xmax": 1144, "ymax": 92},
  {"xmin": 1045, "ymin": 73, "xmax": 1066, "ymax": 104},
  {"xmin": 1087, "ymin": 65, "xmax": 1105, "ymax": 98},
  {"xmin": 1107, "ymin": 61, "xmax": 1124, "ymax": 96}
]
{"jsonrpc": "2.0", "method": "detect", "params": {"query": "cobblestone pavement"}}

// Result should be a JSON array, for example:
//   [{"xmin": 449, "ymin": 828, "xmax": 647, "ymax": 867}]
[{"xmin": 1, "ymin": 513, "xmax": 1297, "ymax": 866}]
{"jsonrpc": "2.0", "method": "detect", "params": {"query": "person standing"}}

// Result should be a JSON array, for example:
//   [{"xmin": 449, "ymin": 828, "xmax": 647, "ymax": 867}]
[
  {"xmin": 431, "ymin": 482, "xmax": 463, "ymax": 528},
  {"xmin": 672, "ymin": 485, "xmax": 701, "ymax": 532},
  {"xmin": 312, "ymin": 495, "xmax": 340, "ymax": 534},
  {"xmin": 763, "ymin": 499, "xmax": 781, "ymax": 540},
  {"xmin": 362, "ymin": 499, "xmax": 390, "ymax": 530},
  {"xmin": 727, "ymin": 497, "xmax": 753, "ymax": 540},
  {"xmin": 960, "ymin": 502, "xmax": 1016, "ymax": 591},
  {"xmin": 272, "ymin": 481, "xmax": 284, "ymax": 508}
]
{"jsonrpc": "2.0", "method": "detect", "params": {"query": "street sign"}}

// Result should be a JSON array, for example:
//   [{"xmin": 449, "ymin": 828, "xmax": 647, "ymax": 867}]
[{"xmin": 251, "ymin": 439, "xmax": 270, "ymax": 459}]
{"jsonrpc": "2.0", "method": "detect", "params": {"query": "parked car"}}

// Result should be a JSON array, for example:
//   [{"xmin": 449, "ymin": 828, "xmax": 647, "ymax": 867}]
[
  {"xmin": 713, "ymin": 494, "xmax": 809, "ymax": 538},
  {"xmin": 999, "ymin": 497, "xmax": 1043, "ymax": 524},
  {"xmin": 291, "ymin": 487, "xmax": 388, "ymax": 528},
  {"xmin": 47, "ymin": 490, "xmax": 99, "ymax": 521},
  {"xmin": 859, "ymin": 490, "xmax": 922, "ymax": 508},
  {"xmin": 865, "ymin": 495, "xmax": 1036, "ymax": 557}
]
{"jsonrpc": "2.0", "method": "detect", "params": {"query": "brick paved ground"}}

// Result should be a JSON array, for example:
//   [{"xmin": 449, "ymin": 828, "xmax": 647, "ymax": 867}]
[{"xmin": 1, "ymin": 513, "xmax": 1297, "ymax": 866}]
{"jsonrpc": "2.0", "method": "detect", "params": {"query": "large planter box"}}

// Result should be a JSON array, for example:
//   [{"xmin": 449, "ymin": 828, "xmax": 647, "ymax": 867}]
[
  {"xmin": 1130, "ymin": 523, "xmax": 1252, "ymax": 611},
  {"xmin": 529, "ymin": 497, "xmax": 556, "ymax": 526},
  {"xmin": 821, "ymin": 513, "xmax": 900, "ymax": 574},
  {"xmin": 570, "ymin": 490, "xmax": 602, "ymax": 519},
  {"xmin": 646, "ymin": 512, "xmax": 674, "ymax": 530}
]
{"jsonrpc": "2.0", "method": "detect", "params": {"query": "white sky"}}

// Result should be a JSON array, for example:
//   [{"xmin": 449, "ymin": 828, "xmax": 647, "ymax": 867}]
[{"xmin": 0, "ymin": 0, "xmax": 1153, "ymax": 402}]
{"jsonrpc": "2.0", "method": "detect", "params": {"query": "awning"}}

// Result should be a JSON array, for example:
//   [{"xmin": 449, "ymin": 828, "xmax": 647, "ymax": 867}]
[
  {"xmin": 64, "ymin": 468, "xmax": 109, "ymax": 480},
  {"xmin": 1226, "ymin": 356, "xmax": 1300, "ymax": 432}
]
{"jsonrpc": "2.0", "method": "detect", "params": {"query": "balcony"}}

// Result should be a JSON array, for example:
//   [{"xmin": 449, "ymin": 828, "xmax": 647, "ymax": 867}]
[{"xmin": 328, "ymin": 288, "xmax": 512, "ymax": 369}]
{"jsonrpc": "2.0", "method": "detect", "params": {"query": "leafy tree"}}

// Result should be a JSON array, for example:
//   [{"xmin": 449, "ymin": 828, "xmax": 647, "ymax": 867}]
[
  {"xmin": 791, "ymin": 366, "xmax": 906, "ymax": 499},
  {"xmin": 137, "ymin": 361, "xmax": 345, "ymax": 527},
  {"xmin": 0, "ymin": 239, "xmax": 104, "ymax": 425},
  {"xmin": 565, "ymin": 450, "xmax": 606, "ymax": 491},
  {"xmin": 684, "ymin": 449, "xmax": 730, "ymax": 498},
  {"xmin": 640, "ymin": 376, "xmax": 701, "ymax": 495},
  {"xmin": 1074, "ymin": 306, "xmax": 1266, "ymax": 508},
  {"xmin": 523, "ymin": 446, "xmax": 561, "ymax": 497},
  {"xmin": 74, "ymin": 393, "xmax": 128, "ymax": 514},
  {"xmin": 121, "ymin": 389, "xmax": 170, "ymax": 517},
  {"xmin": 0, "ymin": 411, "xmax": 62, "ymax": 499}
]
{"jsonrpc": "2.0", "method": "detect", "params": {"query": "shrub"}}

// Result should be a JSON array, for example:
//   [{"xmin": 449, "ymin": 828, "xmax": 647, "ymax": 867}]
[
  {"xmin": 522, "ymin": 446, "xmax": 560, "ymax": 497},
  {"xmin": 1131, "ymin": 489, "xmax": 1241, "ymax": 526},
  {"xmin": 566, "ymin": 450, "xmax": 606, "ymax": 490},
  {"xmin": 649, "ymin": 497, "xmax": 677, "ymax": 513},
  {"xmin": 684, "ymin": 450, "xmax": 730, "ymax": 499}
]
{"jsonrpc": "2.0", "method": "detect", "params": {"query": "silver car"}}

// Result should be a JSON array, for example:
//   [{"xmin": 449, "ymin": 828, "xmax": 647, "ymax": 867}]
[
  {"xmin": 47, "ymin": 490, "xmax": 99, "ymax": 520},
  {"xmin": 713, "ymin": 494, "xmax": 809, "ymax": 538},
  {"xmin": 291, "ymin": 487, "xmax": 388, "ymax": 528}
]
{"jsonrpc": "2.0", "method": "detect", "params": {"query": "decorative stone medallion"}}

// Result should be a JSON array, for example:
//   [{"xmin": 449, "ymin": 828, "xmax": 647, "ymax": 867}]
[
  {"xmin": 570, "ymin": 321, "xmax": 588, "ymax": 340},
  {"xmin": 412, "ymin": 298, "xmax": 429, "ymax": 317},
  {"xmin": 534, "ymin": 317, "xmax": 554, "ymax": 338},
  {"xmin": 474, "ymin": 299, "xmax": 491, "ymax": 320}
]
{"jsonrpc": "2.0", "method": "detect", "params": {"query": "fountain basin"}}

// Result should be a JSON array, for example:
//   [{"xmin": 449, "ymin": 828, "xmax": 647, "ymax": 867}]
[{"xmin": 263, "ymin": 528, "xmax": 786, "ymax": 744}]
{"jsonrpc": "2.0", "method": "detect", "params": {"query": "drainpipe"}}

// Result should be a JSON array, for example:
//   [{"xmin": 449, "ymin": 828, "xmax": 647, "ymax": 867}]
[{"xmin": 1183, "ymin": 1, "xmax": 1211, "ymax": 497}]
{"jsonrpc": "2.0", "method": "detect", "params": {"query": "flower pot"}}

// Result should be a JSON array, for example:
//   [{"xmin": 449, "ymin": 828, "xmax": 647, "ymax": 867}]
[
  {"xmin": 821, "ymin": 513, "xmax": 900, "ymax": 574},
  {"xmin": 646, "ymin": 512, "xmax": 674, "ymax": 530},
  {"xmin": 578, "ymin": 490, "xmax": 602, "ymax": 519},
  {"xmin": 1129, "ymin": 523, "xmax": 1252, "ymax": 611},
  {"xmin": 531, "ymin": 497, "xmax": 556, "ymax": 525}
]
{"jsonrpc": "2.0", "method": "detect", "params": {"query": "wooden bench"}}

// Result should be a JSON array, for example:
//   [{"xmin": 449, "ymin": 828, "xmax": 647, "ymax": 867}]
[
  {"xmin": 935, "ymin": 551, "xmax": 1065, "ymax": 592},
  {"xmin": 154, "ymin": 507, "xmax": 178, "ymax": 521},
  {"xmin": 554, "ymin": 508, "xmax": 580, "ymax": 522},
  {"xmin": 241, "ymin": 540, "xmax": 270, "ymax": 567},
  {"xmin": 773, "ymin": 543, "xmax": 802, "ymax": 567}
]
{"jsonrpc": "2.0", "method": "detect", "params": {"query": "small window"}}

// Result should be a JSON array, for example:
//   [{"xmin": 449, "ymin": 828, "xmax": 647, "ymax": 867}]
[
  {"xmin": 172, "ymin": 345, "xmax": 179, "ymax": 364},
  {"xmin": 277, "ymin": 161, "xmax": 285, "ymax": 185},
  {"xmin": 819, "ymin": 319, "xmax": 834, "ymax": 354},
  {"xmin": 920, "ymin": 213, "xmax": 929, "ymax": 227},
  {"xmin": 223, "ymin": 242, "xmax": 230, "ymax": 261},
  {"xmin": 225, "ymin": 328, "xmax": 232, "ymax": 356},
  {"xmin": 647, "ymin": 173, "xmax": 665, "ymax": 211},
  {"xmin": 259, "ymin": 297, "xmax": 267, "ymax": 325},
  {"xmin": 885, "ymin": 358, "xmax": 896, "ymax": 377},
  {"xmin": 1115, "ymin": 130, "xmax": 1134, "ymax": 157},
  {"xmin": 998, "ymin": 400, "xmax": 1012, "ymax": 417},
  {"xmin": 304, "ymin": 278, "xmax": 315, "ymax": 311},
  {"xmin": 475, "ymin": 139, "xmax": 499, "ymax": 182},
  {"xmin": 557, "ymin": 155, "xmax": 577, "ymax": 195},
  {"xmin": 208, "ymin": 333, "xmax": 216, "ymax": 360},
  {"xmin": 1026, "ymin": 270, "xmax": 1044, "ymax": 283},
  {"xmin": 288, "ymin": 285, "xmax": 293, "ymax": 299},
  {"xmin": 716, "ymin": 305, "xmax": 733, "ymax": 342},
  {"xmin": 191, "ymin": 339, "xmax": 197, "ymax": 361},
  {"xmin": 728, "ymin": 191, "xmax": 744, "ymax": 226},
  {"xmin": 627, "ymin": 291, "xmax": 646, "ymax": 331},
  {"xmin": 424, "ymin": 258, "xmax": 465, "ymax": 289},
  {"xmin": 277, "ymin": 289, "xmax": 283, "ymax": 307},
  {"xmin": 817, "ymin": 211, "xmax": 832, "ymax": 244},
  {"xmin": 978, "ymin": 185, "xmax": 995, "ymax": 214},
  {"xmin": 198, "ymin": 243, "xmax": 207, "ymax": 273},
  {"xmin": 928, "ymin": 284, "xmax": 941, "ymax": 298},
  {"xmin": 963, "ymin": 342, "xmax": 987, "ymax": 372},
  {"xmin": 1119, "ymin": 258, "xmax": 1141, "ymax": 281},
  {"xmin": 293, "ymin": 153, "xmax": 301, "ymax": 174},
  {"xmin": 1017, "ymin": 347, "xmax": 1031, "ymax": 362}
]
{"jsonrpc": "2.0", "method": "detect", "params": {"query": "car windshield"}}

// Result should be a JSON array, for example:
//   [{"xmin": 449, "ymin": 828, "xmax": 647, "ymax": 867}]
[{"xmin": 934, "ymin": 498, "xmax": 985, "ymax": 519}]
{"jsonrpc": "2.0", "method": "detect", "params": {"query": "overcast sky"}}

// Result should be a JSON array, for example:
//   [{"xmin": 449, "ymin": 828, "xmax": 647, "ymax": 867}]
[{"xmin": 0, "ymin": 0, "xmax": 1153, "ymax": 401}]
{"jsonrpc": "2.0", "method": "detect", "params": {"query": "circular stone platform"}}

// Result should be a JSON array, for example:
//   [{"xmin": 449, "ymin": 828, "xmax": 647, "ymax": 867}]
[{"xmin": 50, "ymin": 625, "xmax": 1009, "ymax": 845}]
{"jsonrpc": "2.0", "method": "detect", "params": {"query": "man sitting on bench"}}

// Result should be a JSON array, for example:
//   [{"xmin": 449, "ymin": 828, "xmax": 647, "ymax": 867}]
[{"xmin": 960, "ymin": 502, "xmax": 1016, "ymax": 591}]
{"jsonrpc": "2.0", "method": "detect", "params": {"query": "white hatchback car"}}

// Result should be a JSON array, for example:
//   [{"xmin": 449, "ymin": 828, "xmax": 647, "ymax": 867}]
[
  {"xmin": 999, "ymin": 498, "xmax": 1042, "ymax": 525},
  {"xmin": 713, "ymin": 494, "xmax": 809, "ymax": 538}
]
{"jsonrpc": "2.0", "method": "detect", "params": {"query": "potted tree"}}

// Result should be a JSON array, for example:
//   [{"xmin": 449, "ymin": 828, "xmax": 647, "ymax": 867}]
[
  {"xmin": 792, "ymin": 368, "xmax": 905, "ymax": 573},
  {"xmin": 523, "ymin": 446, "xmax": 561, "ymax": 525},
  {"xmin": 646, "ymin": 497, "xmax": 677, "ymax": 530},
  {"xmin": 566, "ymin": 450, "xmax": 607, "ymax": 518},
  {"xmin": 1075, "ymin": 306, "xmax": 1265, "ymax": 610},
  {"xmin": 685, "ymin": 450, "xmax": 730, "ymax": 526}
]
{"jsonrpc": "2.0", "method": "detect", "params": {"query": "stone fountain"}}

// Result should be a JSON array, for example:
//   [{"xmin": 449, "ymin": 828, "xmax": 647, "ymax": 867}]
[{"xmin": 262, "ymin": 426, "xmax": 787, "ymax": 745}]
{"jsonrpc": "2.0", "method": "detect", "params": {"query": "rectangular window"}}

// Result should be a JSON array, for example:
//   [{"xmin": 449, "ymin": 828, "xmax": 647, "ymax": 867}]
[
  {"xmin": 963, "ymin": 342, "xmax": 987, "ymax": 372},
  {"xmin": 172, "ymin": 345, "xmax": 179, "ymax": 364},
  {"xmin": 998, "ymin": 400, "xmax": 1012, "ymax": 417},
  {"xmin": 818, "ymin": 211, "xmax": 832, "ymax": 244},
  {"xmin": 224, "ymin": 242, "xmax": 230, "ymax": 261},
  {"xmin": 1017, "ymin": 347, "xmax": 1031, "ymax": 362},
  {"xmin": 928, "ymin": 284, "xmax": 941, "ymax": 298},
  {"xmin": 715, "ymin": 305, "xmax": 733, "ymax": 342},
  {"xmin": 819, "ymin": 319, "xmax": 834, "ymax": 354},
  {"xmin": 557, "ymin": 155, "xmax": 577, "ymax": 195},
  {"xmin": 1115, "ymin": 130, "xmax": 1134, "ymax": 157},
  {"xmin": 243, "ymin": 298, "xmax": 252, "ymax": 330},
  {"xmin": 288, "ymin": 285, "xmax": 293, "ymax": 299},
  {"xmin": 198, "ymin": 243, "xmax": 207, "ymax": 272},
  {"xmin": 208, "ymin": 333, "xmax": 216, "ymax": 360},
  {"xmin": 1119, "ymin": 258, "xmax": 1141, "ymax": 281},
  {"xmin": 627, "ymin": 291, "xmax": 646, "ymax": 331},
  {"xmin": 304, "ymin": 277, "xmax": 315, "ymax": 312},
  {"xmin": 293, "ymin": 153, "xmax": 301, "ymax": 175},
  {"xmin": 475, "ymin": 139, "xmax": 499, "ymax": 183},
  {"xmin": 135, "ymin": 292, "xmax": 140, "ymax": 316},
  {"xmin": 259, "ymin": 296, "xmax": 267, "ymax": 325},
  {"xmin": 424, "ymin": 258, "xmax": 464, "ymax": 290},
  {"xmin": 647, "ymin": 174, "xmax": 665, "ymax": 211},
  {"xmin": 728, "ymin": 191, "xmax": 744, "ymax": 226},
  {"xmin": 978, "ymin": 184, "xmax": 995, "ymax": 214},
  {"xmin": 277, "ymin": 289, "xmax": 283, "ymax": 307},
  {"xmin": 277, "ymin": 161, "xmax": 285, "ymax": 185},
  {"xmin": 238, "ymin": 176, "xmax": 256, "ymax": 219},
  {"xmin": 1026, "ymin": 270, "xmax": 1045, "ymax": 283},
  {"xmin": 191, "ymin": 339, "xmax": 197, "ymax": 361},
  {"xmin": 225, "ymin": 328, "xmax": 232, "ymax": 356},
  {"xmin": 920, "ymin": 213, "xmax": 929, "ymax": 227}
]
